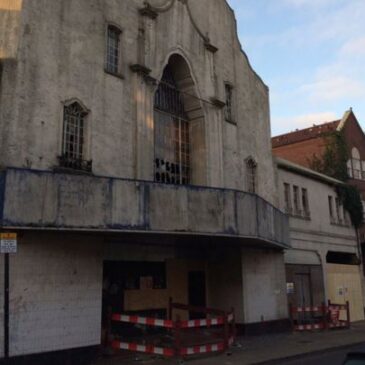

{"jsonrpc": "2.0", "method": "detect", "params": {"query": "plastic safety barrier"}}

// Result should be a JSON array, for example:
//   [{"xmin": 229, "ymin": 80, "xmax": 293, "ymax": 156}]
[
  {"xmin": 290, "ymin": 300, "xmax": 350, "ymax": 332},
  {"xmin": 108, "ymin": 298, "xmax": 236, "ymax": 359}
]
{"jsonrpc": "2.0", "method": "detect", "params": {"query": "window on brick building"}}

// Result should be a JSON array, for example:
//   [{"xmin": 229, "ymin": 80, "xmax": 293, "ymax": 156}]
[
  {"xmin": 106, "ymin": 25, "xmax": 122, "ymax": 75},
  {"xmin": 348, "ymin": 147, "xmax": 364, "ymax": 180}
]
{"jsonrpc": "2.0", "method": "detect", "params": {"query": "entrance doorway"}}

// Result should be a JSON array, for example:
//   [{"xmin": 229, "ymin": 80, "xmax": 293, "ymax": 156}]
[
  {"xmin": 294, "ymin": 273, "xmax": 312, "ymax": 307},
  {"xmin": 188, "ymin": 271, "xmax": 206, "ymax": 319}
]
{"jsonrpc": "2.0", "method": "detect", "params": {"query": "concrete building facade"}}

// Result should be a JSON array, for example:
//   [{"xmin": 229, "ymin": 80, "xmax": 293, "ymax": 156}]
[
  {"xmin": 0, "ymin": 0, "xmax": 289, "ymax": 362},
  {"xmin": 276, "ymin": 158, "xmax": 364, "ymax": 322}
]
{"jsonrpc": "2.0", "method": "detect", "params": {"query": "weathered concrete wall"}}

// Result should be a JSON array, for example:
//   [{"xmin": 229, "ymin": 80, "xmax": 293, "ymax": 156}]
[
  {"xmin": 8, "ymin": 233, "xmax": 103, "ymax": 357},
  {"xmin": 0, "ymin": 0, "xmax": 23, "ymax": 59},
  {"xmin": 0, "ymin": 0, "xmax": 277, "ymax": 204},
  {"xmin": 241, "ymin": 249, "xmax": 288, "ymax": 323},
  {"xmin": 207, "ymin": 249, "xmax": 244, "ymax": 322},
  {"xmin": 1, "ymin": 168, "xmax": 290, "ymax": 248}
]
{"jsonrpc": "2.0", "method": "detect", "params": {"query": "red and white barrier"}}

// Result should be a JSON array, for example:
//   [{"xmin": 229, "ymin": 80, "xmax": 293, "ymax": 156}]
[
  {"xmin": 109, "ymin": 302, "xmax": 236, "ymax": 359},
  {"xmin": 290, "ymin": 301, "xmax": 350, "ymax": 332},
  {"xmin": 180, "ymin": 342, "xmax": 225, "ymax": 356},
  {"xmin": 329, "ymin": 322, "xmax": 348, "ymax": 328},
  {"xmin": 112, "ymin": 340, "xmax": 174, "ymax": 357},
  {"xmin": 291, "ymin": 306, "xmax": 322, "ymax": 313},
  {"xmin": 295, "ymin": 323, "xmax": 324, "ymax": 331},
  {"xmin": 112, "ymin": 312, "xmax": 234, "ymax": 329},
  {"xmin": 111, "ymin": 314, "xmax": 174, "ymax": 328},
  {"xmin": 180, "ymin": 318, "xmax": 223, "ymax": 328}
]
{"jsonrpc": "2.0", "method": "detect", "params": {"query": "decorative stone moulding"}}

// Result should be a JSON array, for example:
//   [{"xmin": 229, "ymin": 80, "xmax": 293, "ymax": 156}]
[
  {"xmin": 210, "ymin": 97, "xmax": 226, "ymax": 108},
  {"xmin": 130, "ymin": 64, "xmax": 152, "ymax": 76},
  {"xmin": 139, "ymin": 3, "xmax": 158, "ymax": 19},
  {"xmin": 204, "ymin": 42, "xmax": 218, "ymax": 53}
]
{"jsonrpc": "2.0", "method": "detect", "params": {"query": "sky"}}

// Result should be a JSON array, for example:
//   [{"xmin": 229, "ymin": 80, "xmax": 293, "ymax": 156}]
[{"xmin": 226, "ymin": 0, "xmax": 365, "ymax": 137}]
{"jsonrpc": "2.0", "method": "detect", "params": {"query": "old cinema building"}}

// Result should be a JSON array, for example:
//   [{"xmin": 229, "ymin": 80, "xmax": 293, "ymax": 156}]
[{"xmin": 0, "ymin": 0, "xmax": 289, "ymax": 362}]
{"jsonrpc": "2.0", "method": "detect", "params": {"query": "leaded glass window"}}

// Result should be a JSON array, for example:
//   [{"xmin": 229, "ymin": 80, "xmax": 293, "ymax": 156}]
[
  {"xmin": 154, "ymin": 66, "xmax": 190, "ymax": 185},
  {"xmin": 62, "ymin": 102, "xmax": 87, "ymax": 161}
]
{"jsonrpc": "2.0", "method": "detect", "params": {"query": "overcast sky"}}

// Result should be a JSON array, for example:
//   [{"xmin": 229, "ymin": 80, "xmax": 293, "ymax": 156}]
[{"xmin": 227, "ymin": 0, "xmax": 365, "ymax": 137}]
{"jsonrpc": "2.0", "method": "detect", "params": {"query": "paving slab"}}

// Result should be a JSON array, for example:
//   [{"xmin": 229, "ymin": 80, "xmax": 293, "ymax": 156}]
[{"xmin": 93, "ymin": 321, "xmax": 365, "ymax": 365}]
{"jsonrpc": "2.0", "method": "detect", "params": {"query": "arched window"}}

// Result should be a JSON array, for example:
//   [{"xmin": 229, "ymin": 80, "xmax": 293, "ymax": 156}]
[
  {"xmin": 154, "ymin": 64, "xmax": 190, "ymax": 185},
  {"xmin": 59, "ymin": 101, "xmax": 91, "ymax": 171},
  {"xmin": 351, "ymin": 147, "xmax": 361, "ymax": 179},
  {"xmin": 246, "ymin": 158, "xmax": 257, "ymax": 193}
]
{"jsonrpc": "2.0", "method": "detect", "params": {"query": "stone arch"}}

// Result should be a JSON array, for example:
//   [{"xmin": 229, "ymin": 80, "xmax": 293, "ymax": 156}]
[{"xmin": 153, "ymin": 53, "xmax": 206, "ymax": 185}]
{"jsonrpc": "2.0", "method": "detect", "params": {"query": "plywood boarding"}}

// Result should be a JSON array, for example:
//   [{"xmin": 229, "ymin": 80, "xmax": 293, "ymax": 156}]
[
  {"xmin": 123, "ymin": 259, "xmax": 207, "ymax": 320},
  {"xmin": 326, "ymin": 264, "xmax": 364, "ymax": 322}
]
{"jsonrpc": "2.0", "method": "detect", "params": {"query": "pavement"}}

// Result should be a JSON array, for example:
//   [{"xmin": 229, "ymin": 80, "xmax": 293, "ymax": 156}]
[{"xmin": 93, "ymin": 321, "xmax": 365, "ymax": 365}]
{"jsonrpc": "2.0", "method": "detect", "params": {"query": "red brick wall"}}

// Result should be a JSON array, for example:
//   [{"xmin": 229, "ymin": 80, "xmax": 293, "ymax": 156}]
[
  {"xmin": 272, "ymin": 137, "xmax": 328, "ymax": 168},
  {"xmin": 273, "ymin": 113, "xmax": 365, "ymax": 243}
]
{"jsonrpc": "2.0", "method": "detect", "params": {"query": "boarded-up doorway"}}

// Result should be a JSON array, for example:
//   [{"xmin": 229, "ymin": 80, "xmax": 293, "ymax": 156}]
[
  {"xmin": 294, "ymin": 273, "xmax": 312, "ymax": 308},
  {"xmin": 188, "ymin": 271, "xmax": 206, "ymax": 319}
]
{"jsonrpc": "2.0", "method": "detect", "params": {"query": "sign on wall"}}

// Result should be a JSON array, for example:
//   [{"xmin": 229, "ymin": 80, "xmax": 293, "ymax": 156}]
[
  {"xmin": 286, "ymin": 282, "xmax": 295, "ymax": 294},
  {"xmin": 0, "ymin": 233, "xmax": 17, "ymax": 254}
]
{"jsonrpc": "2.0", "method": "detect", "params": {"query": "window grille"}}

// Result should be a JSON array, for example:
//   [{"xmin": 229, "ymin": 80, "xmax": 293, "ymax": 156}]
[
  {"xmin": 246, "ymin": 158, "xmax": 257, "ymax": 194},
  {"xmin": 224, "ymin": 83, "xmax": 233, "ymax": 122},
  {"xmin": 60, "ymin": 102, "xmax": 91, "ymax": 172},
  {"xmin": 154, "ymin": 65, "xmax": 190, "ymax": 185},
  {"xmin": 106, "ymin": 26, "xmax": 121, "ymax": 74}
]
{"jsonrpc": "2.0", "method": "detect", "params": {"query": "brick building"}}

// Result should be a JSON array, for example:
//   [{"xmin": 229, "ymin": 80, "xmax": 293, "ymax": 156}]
[{"xmin": 273, "ymin": 109, "xmax": 365, "ymax": 252}]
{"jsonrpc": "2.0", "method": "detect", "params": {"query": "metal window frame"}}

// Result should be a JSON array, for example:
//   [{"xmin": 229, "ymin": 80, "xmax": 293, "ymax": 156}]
[
  {"xmin": 106, "ymin": 25, "xmax": 122, "ymax": 75},
  {"xmin": 154, "ymin": 66, "xmax": 191, "ymax": 185}
]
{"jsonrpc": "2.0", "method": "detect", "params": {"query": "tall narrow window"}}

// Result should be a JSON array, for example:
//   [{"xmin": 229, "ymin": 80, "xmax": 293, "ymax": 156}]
[
  {"xmin": 293, "ymin": 186, "xmax": 300, "ymax": 214},
  {"xmin": 224, "ymin": 83, "xmax": 233, "ymax": 122},
  {"xmin": 154, "ymin": 65, "xmax": 190, "ymax": 185},
  {"xmin": 328, "ymin": 196, "xmax": 334, "ymax": 222},
  {"xmin": 284, "ymin": 183, "xmax": 292, "ymax": 214},
  {"xmin": 335, "ymin": 197, "xmax": 342, "ymax": 223},
  {"xmin": 246, "ymin": 158, "xmax": 257, "ymax": 193},
  {"xmin": 60, "ymin": 102, "xmax": 91, "ymax": 171},
  {"xmin": 351, "ymin": 147, "xmax": 361, "ymax": 179},
  {"xmin": 106, "ymin": 25, "xmax": 121, "ymax": 74},
  {"xmin": 301, "ymin": 188, "xmax": 310, "ymax": 217}
]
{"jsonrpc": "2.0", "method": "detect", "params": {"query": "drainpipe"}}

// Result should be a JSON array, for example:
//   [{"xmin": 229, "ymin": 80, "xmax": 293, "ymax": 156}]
[
  {"xmin": 356, "ymin": 228, "xmax": 362, "ymax": 265},
  {"xmin": 4, "ymin": 252, "xmax": 9, "ymax": 359}
]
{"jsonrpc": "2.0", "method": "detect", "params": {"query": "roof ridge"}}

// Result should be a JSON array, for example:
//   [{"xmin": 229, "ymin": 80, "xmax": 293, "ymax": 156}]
[{"xmin": 272, "ymin": 120, "xmax": 341, "ymax": 148}]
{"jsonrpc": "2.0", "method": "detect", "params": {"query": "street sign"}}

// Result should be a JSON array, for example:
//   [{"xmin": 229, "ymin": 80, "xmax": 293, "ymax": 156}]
[{"xmin": 0, "ymin": 233, "xmax": 17, "ymax": 254}]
